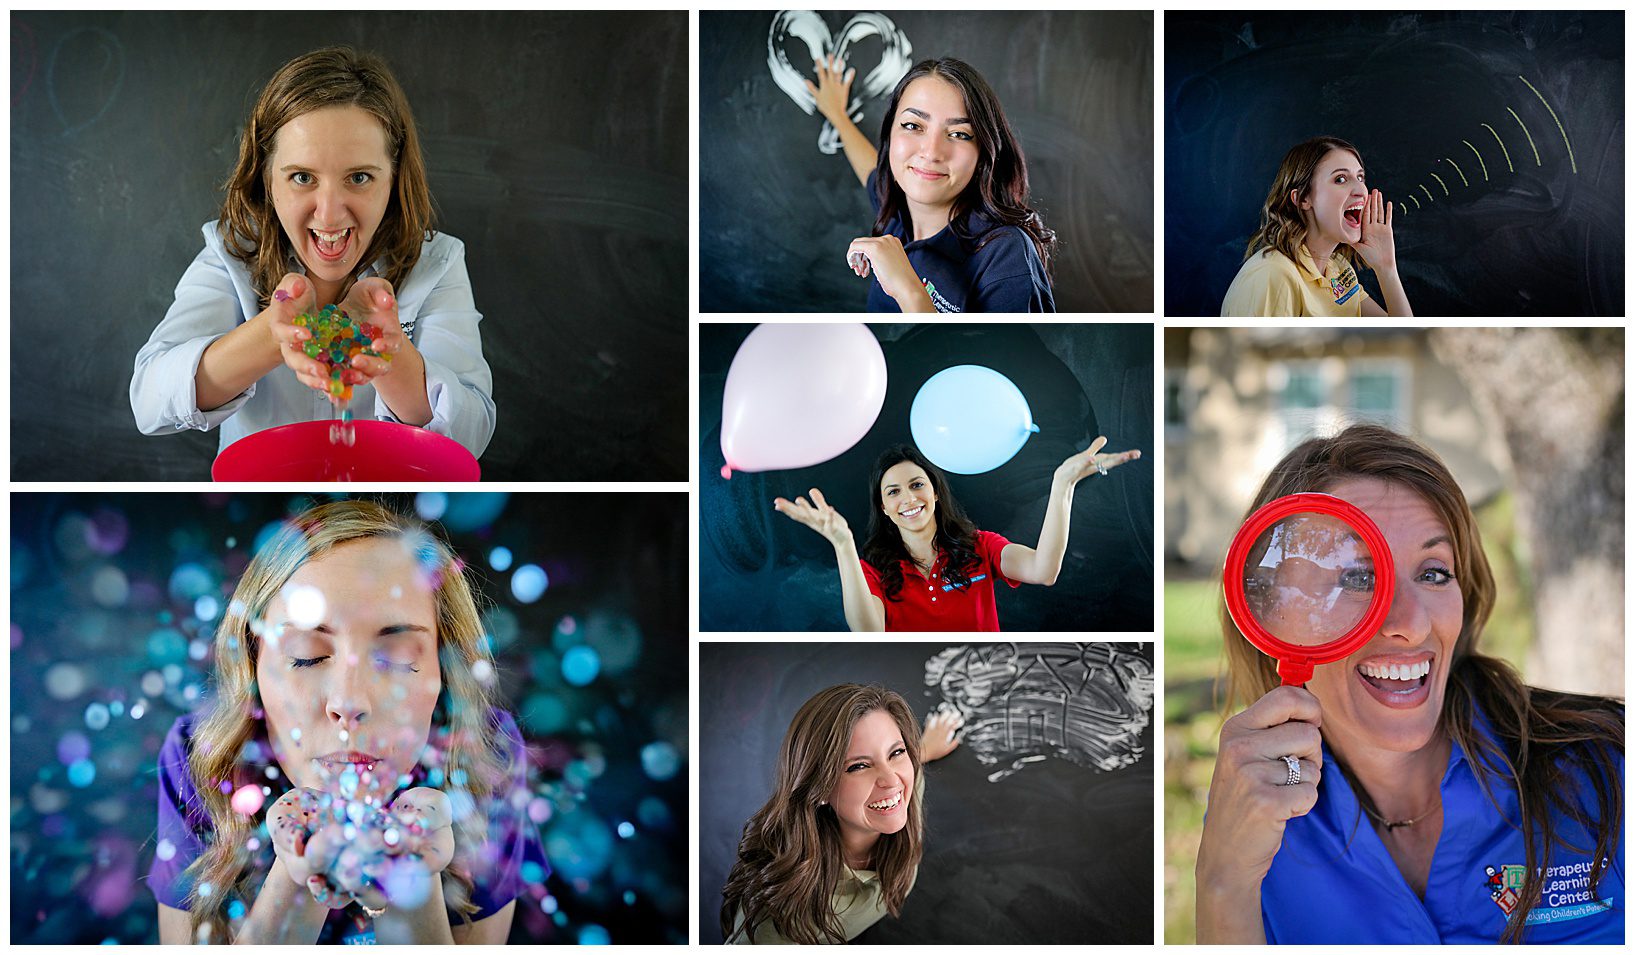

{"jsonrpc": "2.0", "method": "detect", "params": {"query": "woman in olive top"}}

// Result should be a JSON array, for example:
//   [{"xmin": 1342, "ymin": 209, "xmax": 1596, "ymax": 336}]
[
  {"xmin": 721, "ymin": 685, "xmax": 961, "ymax": 943},
  {"xmin": 1221, "ymin": 136, "xmax": 1413, "ymax": 318}
]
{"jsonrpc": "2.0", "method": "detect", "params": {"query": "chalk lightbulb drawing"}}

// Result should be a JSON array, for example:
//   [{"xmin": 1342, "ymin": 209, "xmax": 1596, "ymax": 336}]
[{"xmin": 923, "ymin": 643, "xmax": 1153, "ymax": 782}]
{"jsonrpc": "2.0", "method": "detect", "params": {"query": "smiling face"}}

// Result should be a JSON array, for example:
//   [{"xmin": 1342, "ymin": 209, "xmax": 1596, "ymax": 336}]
[
  {"xmin": 879, "ymin": 459, "xmax": 938, "ymax": 536},
  {"xmin": 827, "ymin": 709, "xmax": 915, "ymax": 856},
  {"xmin": 887, "ymin": 75, "xmax": 979, "ymax": 217},
  {"xmin": 268, "ymin": 105, "xmax": 394, "ymax": 293},
  {"xmin": 255, "ymin": 536, "xmax": 442, "ymax": 798},
  {"xmin": 1306, "ymin": 478, "xmax": 1463, "ymax": 759},
  {"xmin": 1294, "ymin": 147, "xmax": 1367, "ymax": 252}
]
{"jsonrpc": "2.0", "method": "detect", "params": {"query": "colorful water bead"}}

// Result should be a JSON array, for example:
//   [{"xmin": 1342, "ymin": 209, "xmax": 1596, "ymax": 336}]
[{"xmin": 292, "ymin": 304, "xmax": 391, "ymax": 402}]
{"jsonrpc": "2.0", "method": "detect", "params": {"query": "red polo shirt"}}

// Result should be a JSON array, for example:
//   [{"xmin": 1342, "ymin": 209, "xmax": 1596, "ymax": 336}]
[{"xmin": 860, "ymin": 530, "xmax": 1017, "ymax": 631}]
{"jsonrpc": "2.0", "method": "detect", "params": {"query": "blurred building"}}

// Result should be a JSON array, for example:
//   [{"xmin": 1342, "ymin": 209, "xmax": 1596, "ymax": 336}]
[{"xmin": 1164, "ymin": 327, "xmax": 1508, "ymax": 568}]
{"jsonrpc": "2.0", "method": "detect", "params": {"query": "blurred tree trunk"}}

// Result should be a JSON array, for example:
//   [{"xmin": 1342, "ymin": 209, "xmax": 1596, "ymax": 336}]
[{"xmin": 1428, "ymin": 329, "xmax": 1624, "ymax": 696}]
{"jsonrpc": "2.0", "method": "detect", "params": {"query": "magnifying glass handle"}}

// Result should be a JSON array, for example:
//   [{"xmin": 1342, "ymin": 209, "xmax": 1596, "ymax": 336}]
[{"xmin": 1277, "ymin": 658, "xmax": 1316, "ymax": 686}]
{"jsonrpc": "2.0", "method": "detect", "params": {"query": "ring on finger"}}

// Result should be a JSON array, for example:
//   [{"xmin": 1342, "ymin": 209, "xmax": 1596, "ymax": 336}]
[{"xmin": 1278, "ymin": 754, "xmax": 1302, "ymax": 786}]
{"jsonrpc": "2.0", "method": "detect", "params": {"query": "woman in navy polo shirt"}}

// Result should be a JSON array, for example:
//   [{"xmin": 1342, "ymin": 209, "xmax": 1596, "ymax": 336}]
[
  {"xmin": 807, "ymin": 55, "xmax": 1056, "ymax": 313},
  {"xmin": 1195, "ymin": 425, "xmax": 1622, "ymax": 944},
  {"xmin": 774, "ymin": 440, "xmax": 1139, "ymax": 631}
]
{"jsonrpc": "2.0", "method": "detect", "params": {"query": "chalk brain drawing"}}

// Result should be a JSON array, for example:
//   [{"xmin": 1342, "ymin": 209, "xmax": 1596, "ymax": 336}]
[
  {"xmin": 923, "ymin": 643, "xmax": 1153, "ymax": 782},
  {"xmin": 766, "ymin": 10, "xmax": 912, "ymax": 156}
]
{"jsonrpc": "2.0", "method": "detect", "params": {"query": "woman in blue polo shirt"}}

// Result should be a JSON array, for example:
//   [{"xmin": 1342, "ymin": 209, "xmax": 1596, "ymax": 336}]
[
  {"xmin": 773, "ymin": 439, "xmax": 1139, "ymax": 631},
  {"xmin": 806, "ymin": 55, "xmax": 1055, "ymax": 313},
  {"xmin": 1195, "ymin": 424, "xmax": 1622, "ymax": 944}
]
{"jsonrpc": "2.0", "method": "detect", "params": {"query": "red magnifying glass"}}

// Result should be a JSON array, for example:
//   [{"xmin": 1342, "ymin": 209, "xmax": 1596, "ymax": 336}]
[{"xmin": 1223, "ymin": 492, "xmax": 1395, "ymax": 686}]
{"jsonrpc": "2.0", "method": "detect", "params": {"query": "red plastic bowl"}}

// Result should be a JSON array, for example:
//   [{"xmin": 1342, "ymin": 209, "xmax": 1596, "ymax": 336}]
[{"xmin": 211, "ymin": 420, "xmax": 481, "ymax": 482}]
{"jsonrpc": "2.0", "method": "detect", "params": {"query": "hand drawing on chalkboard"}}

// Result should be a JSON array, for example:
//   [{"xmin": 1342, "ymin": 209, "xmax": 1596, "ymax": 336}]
[
  {"xmin": 773, "ymin": 440, "xmax": 1141, "ymax": 632},
  {"xmin": 923, "ymin": 643, "xmax": 1152, "ymax": 782},
  {"xmin": 1222, "ymin": 136, "xmax": 1414, "ymax": 319},
  {"xmin": 767, "ymin": 11, "xmax": 912, "ymax": 157}
]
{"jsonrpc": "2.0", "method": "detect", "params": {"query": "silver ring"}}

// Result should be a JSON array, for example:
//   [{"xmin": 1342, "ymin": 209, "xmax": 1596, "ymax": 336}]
[
  {"xmin": 1094, "ymin": 461, "xmax": 1109, "ymax": 476},
  {"xmin": 1280, "ymin": 754, "xmax": 1301, "ymax": 786}
]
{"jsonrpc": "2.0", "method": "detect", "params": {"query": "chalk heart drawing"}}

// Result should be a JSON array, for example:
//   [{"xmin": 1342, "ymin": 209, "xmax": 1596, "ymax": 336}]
[
  {"xmin": 766, "ymin": 10, "xmax": 912, "ymax": 155},
  {"xmin": 924, "ymin": 643, "xmax": 1154, "ymax": 783}
]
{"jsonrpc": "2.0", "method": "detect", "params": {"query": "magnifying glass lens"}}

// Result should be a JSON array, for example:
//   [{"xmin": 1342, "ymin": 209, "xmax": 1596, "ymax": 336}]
[{"xmin": 1242, "ymin": 511, "xmax": 1378, "ymax": 648}]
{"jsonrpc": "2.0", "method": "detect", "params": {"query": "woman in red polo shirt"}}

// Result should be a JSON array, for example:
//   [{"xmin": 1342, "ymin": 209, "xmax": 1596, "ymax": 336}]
[{"xmin": 773, "ymin": 440, "xmax": 1139, "ymax": 631}]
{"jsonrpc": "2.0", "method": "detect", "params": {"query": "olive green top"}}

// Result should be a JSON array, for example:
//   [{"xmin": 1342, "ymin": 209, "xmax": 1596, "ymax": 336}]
[{"xmin": 729, "ymin": 862, "xmax": 920, "ymax": 944}]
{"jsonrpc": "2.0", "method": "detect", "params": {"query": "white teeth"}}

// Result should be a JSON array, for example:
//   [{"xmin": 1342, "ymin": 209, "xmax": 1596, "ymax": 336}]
[
  {"xmin": 1359, "ymin": 660, "xmax": 1430, "ymax": 681},
  {"xmin": 899, "ymin": 506, "xmax": 923, "ymax": 518},
  {"xmin": 867, "ymin": 792, "xmax": 901, "ymax": 811},
  {"xmin": 313, "ymin": 228, "xmax": 351, "ymax": 243}
]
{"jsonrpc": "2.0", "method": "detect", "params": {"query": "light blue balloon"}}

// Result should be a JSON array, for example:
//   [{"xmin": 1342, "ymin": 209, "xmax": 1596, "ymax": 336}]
[{"xmin": 910, "ymin": 365, "xmax": 1039, "ymax": 474}]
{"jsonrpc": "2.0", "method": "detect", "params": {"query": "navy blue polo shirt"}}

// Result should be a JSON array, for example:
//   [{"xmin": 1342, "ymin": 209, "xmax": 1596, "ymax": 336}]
[
  {"xmin": 1259, "ymin": 707, "xmax": 1624, "ymax": 943},
  {"xmin": 864, "ymin": 171, "xmax": 1055, "ymax": 313}
]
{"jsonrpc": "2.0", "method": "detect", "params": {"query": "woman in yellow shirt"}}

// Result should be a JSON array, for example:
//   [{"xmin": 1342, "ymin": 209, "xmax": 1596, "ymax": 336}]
[
  {"xmin": 720, "ymin": 684, "xmax": 961, "ymax": 943},
  {"xmin": 1221, "ymin": 136, "xmax": 1413, "ymax": 317}
]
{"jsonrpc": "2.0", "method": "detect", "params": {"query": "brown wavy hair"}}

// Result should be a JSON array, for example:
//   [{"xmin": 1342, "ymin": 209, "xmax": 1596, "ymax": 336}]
[
  {"xmin": 872, "ymin": 58, "xmax": 1056, "ymax": 275},
  {"xmin": 861, "ymin": 444, "xmax": 981, "ymax": 603},
  {"xmin": 180, "ymin": 500, "xmax": 505, "ymax": 943},
  {"xmin": 1219, "ymin": 424, "xmax": 1623, "ymax": 943},
  {"xmin": 1243, "ymin": 135, "xmax": 1361, "ymax": 271},
  {"xmin": 720, "ymin": 684, "xmax": 925, "ymax": 943},
  {"xmin": 218, "ymin": 47, "xmax": 437, "ymax": 310}
]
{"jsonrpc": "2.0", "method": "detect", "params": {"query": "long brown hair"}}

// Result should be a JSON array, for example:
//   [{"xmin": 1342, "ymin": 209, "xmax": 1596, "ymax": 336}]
[
  {"xmin": 218, "ymin": 46, "xmax": 437, "ymax": 309},
  {"xmin": 1243, "ymin": 135, "xmax": 1360, "ymax": 270},
  {"xmin": 872, "ymin": 58, "xmax": 1056, "ymax": 275},
  {"xmin": 720, "ymin": 684, "xmax": 925, "ymax": 943},
  {"xmin": 1220, "ymin": 424, "xmax": 1623, "ymax": 943},
  {"xmin": 181, "ymin": 500, "xmax": 504, "ymax": 943}
]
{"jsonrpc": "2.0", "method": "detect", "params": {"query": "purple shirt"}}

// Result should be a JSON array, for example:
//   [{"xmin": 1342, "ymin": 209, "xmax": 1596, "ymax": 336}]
[{"xmin": 148, "ymin": 709, "xmax": 546, "ymax": 942}]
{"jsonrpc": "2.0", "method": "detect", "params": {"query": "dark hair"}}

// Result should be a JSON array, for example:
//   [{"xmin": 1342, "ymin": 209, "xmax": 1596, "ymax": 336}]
[
  {"xmin": 720, "ymin": 684, "xmax": 924, "ymax": 944},
  {"xmin": 861, "ymin": 445, "xmax": 980, "ymax": 602},
  {"xmin": 1244, "ymin": 135, "xmax": 1361, "ymax": 269},
  {"xmin": 1221, "ymin": 424, "xmax": 1623, "ymax": 943},
  {"xmin": 871, "ymin": 58, "xmax": 1055, "ymax": 275}
]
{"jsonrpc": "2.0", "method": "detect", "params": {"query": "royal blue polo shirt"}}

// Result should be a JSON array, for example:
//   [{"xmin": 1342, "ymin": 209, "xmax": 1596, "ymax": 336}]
[
  {"xmin": 1260, "ymin": 707, "xmax": 1624, "ymax": 943},
  {"xmin": 864, "ymin": 172, "xmax": 1055, "ymax": 313},
  {"xmin": 859, "ymin": 529, "xmax": 1017, "ymax": 631}
]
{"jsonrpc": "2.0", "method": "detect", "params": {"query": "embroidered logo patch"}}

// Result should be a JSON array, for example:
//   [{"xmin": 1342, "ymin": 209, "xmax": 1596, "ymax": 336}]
[
  {"xmin": 1482, "ymin": 860, "xmax": 1617, "ymax": 925},
  {"xmin": 1329, "ymin": 264, "xmax": 1360, "ymax": 305},
  {"xmin": 922, "ymin": 278, "xmax": 961, "ymax": 313}
]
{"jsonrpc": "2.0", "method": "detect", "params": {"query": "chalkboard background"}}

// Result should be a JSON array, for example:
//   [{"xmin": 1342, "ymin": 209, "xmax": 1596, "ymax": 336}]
[
  {"xmin": 699, "ymin": 11, "xmax": 1153, "ymax": 313},
  {"xmin": 11, "ymin": 12, "xmax": 688, "ymax": 480},
  {"xmin": 699, "ymin": 641, "xmax": 1154, "ymax": 944},
  {"xmin": 1166, "ymin": 11, "xmax": 1625, "ymax": 317},
  {"xmin": 699, "ymin": 322, "xmax": 1154, "ymax": 632}
]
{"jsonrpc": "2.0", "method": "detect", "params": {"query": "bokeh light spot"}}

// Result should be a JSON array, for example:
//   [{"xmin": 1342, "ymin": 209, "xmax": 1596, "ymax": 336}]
[
  {"xmin": 89, "ymin": 566, "xmax": 129, "ymax": 608},
  {"xmin": 67, "ymin": 759, "xmax": 96, "ymax": 787},
  {"xmin": 511, "ymin": 565, "xmax": 548, "ymax": 604},
  {"xmin": 45, "ymin": 663, "xmax": 88, "ymax": 701},
  {"xmin": 57, "ymin": 732, "xmax": 92, "ymax": 765},
  {"xmin": 280, "ymin": 584, "xmax": 326, "ymax": 629},
  {"xmin": 561, "ymin": 646, "xmax": 600, "ymax": 686},
  {"xmin": 578, "ymin": 924, "xmax": 611, "ymax": 945},
  {"xmin": 84, "ymin": 703, "xmax": 110, "ymax": 731},
  {"xmin": 414, "ymin": 492, "xmax": 448, "ymax": 521},
  {"xmin": 641, "ymin": 742, "xmax": 680, "ymax": 781},
  {"xmin": 617, "ymin": 821, "xmax": 636, "ymax": 839},
  {"xmin": 156, "ymin": 839, "xmax": 176, "ymax": 862},
  {"xmin": 489, "ymin": 546, "xmax": 513, "ymax": 571},
  {"xmin": 231, "ymin": 784, "xmax": 265, "ymax": 816}
]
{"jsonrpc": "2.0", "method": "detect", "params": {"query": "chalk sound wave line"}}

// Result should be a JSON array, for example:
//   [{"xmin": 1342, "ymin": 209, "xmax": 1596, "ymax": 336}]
[
  {"xmin": 1518, "ymin": 74, "xmax": 1576, "ymax": 174},
  {"xmin": 1443, "ymin": 158, "xmax": 1468, "ymax": 188},
  {"xmin": 1481, "ymin": 123, "xmax": 1514, "ymax": 173},
  {"xmin": 1506, "ymin": 107, "xmax": 1541, "ymax": 166},
  {"xmin": 1418, "ymin": 184, "xmax": 1434, "ymax": 203},
  {"xmin": 1429, "ymin": 172, "xmax": 1449, "ymax": 196},
  {"xmin": 1462, "ymin": 140, "xmax": 1489, "ymax": 181}
]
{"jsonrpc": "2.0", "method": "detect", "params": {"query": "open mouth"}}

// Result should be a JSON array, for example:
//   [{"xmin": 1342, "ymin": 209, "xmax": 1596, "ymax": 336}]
[
  {"xmin": 866, "ymin": 791, "xmax": 903, "ymax": 813},
  {"xmin": 1354, "ymin": 657, "xmax": 1433, "ymax": 708},
  {"xmin": 1343, "ymin": 205, "xmax": 1364, "ymax": 230},
  {"xmin": 898, "ymin": 505, "xmax": 925, "ymax": 520},
  {"xmin": 310, "ymin": 226, "xmax": 354, "ymax": 263}
]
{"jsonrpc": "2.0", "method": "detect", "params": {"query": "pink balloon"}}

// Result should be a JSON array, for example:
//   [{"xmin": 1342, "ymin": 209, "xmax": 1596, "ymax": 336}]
[{"xmin": 720, "ymin": 324, "xmax": 887, "ymax": 478}]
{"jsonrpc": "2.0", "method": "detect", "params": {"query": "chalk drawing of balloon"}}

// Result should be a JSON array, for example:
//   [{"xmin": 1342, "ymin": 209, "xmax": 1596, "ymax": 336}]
[
  {"xmin": 766, "ymin": 10, "xmax": 912, "ymax": 156},
  {"xmin": 48, "ymin": 27, "xmax": 125, "ymax": 136}
]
